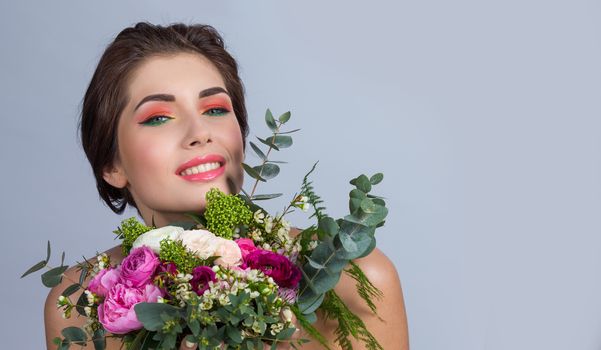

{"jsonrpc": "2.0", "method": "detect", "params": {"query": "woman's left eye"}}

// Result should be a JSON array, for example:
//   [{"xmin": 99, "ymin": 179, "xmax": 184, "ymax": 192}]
[{"xmin": 204, "ymin": 107, "xmax": 230, "ymax": 117}]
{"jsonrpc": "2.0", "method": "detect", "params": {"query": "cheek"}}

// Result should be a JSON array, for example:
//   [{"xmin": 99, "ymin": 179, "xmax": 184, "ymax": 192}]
[{"xmin": 123, "ymin": 135, "xmax": 170, "ymax": 180}]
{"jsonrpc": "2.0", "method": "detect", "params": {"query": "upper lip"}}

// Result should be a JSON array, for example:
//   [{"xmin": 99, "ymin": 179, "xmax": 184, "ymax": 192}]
[{"xmin": 176, "ymin": 154, "xmax": 226, "ymax": 175}]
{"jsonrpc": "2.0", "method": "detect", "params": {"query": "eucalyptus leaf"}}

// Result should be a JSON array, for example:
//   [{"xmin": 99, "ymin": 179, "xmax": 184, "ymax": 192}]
[
  {"xmin": 62, "ymin": 327, "xmax": 87, "ymax": 345},
  {"xmin": 277, "ymin": 128, "xmax": 301, "ymax": 135},
  {"xmin": 242, "ymin": 162, "xmax": 266, "ymax": 182},
  {"xmin": 61, "ymin": 283, "xmax": 80, "ymax": 297},
  {"xmin": 46, "ymin": 240, "xmax": 51, "ymax": 263},
  {"xmin": 60, "ymin": 251, "xmax": 65, "ymax": 266},
  {"xmin": 265, "ymin": 135, "xmax": 292, "ymax": 149},
  {"xmin": 360, "ymin": 198, "xmax": 377, "ymax": 213},
  {"xmin": 297, "ymin": 291, "xmax": 325, "ymax": 314},
  {"xmin": 276, "ymin": 327, "xmax": 296, "ymax": 340},
  {"xmin": 41, "ymin": 265, "xmax": 68, "ymax": 288},
  {"xmin": 303, "ymin": 311, "xmax": 317, "ymax": 323},
  {"xmin": 369, "ymin": 173, "xmax": 384, "ymax": 185},
  {"xmin": 317, "ymin": 216, "xmax": 339, "ymax": 237},
  {"xmin": 250, "ymin": 193, "xmax": 283, "ymax": 201},
  {"xmin": 20, "ymin": 260, "xmax": 46, "ymax": 278},
  {"xmin": 134, "ymin": 303, "xmax": 181, "ymax": 331},
  {"xmin": 265, "ymin": 109, "xmax": 277, "ymax": 131},
  {"xmin": 253, "ymin": 163, "xmax": 280, "ymax": 180},
  {"xmin": 350, "ymin": 174, "xmax": 371, "ymax": 193},
  {"xmin": 257, "ymin": 136, "xmax": 280, "ymax": 151},
  {"xmin": 78, "ymin": 266, "xmax": 88, "ymax": 286},
  {"xmin": 305, "ymin": 256, "xmax": 326, "ymax": 269},
  {"xmin": 349, "ymin": 189, "xmax": 367, "ymax": 215},
  {"xmin": 278, "ymin": 111, "xmax": 291, "ymax": 123},
  {"xmin": 267, "ymin": 160, "xmax": 288, "ymax": 164},
  {"xmin": 93, "ymin": 329, "xmax": 106, "ymax": 350},
  {"xmin": 249, "ymin": 141, "xmax": 267, "ymax": 161},
  {"xmin": 344, "ymin": 205, "xmax": 388, "ymax": 227},
  {"xmin": 76, "ymin": 290, "xmax": 88, "ymax": 316}
]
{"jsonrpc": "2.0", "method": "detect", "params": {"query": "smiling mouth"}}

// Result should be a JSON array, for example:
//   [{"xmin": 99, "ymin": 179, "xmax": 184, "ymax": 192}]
[{"xmin": 179, "ymin": 162, "xmax": 222, "ymax": 176}]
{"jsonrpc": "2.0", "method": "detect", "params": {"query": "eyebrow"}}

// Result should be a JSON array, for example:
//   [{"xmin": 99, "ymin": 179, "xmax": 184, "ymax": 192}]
[{"xmin": 133, "ymin": 87, "xmax": 230, "ymax": 112}]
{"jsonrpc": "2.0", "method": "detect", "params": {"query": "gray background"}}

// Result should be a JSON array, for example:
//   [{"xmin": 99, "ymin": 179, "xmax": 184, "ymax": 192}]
[{"xmin": 1, "ymin": 1, "xmax": 600, "ymax": 349}]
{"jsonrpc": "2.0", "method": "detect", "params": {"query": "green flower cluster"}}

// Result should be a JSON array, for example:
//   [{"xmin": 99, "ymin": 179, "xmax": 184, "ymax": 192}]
[
  {"xmin": 159, "ymin": 239, "xmax": 202, "ymax": 274},
  {"xmin": 113, "ymin": 217, "xmax": 153, "ymax": 255},
  {"xmin": 204, "ymin": 188, "xmax": 253, "ymax": 239}
]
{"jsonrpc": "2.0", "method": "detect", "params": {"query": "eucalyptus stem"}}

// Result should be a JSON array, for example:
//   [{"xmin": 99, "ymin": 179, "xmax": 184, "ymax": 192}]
[{"xmin": 249, "ymin": 121, "xmax": 283, "ymax": 198}]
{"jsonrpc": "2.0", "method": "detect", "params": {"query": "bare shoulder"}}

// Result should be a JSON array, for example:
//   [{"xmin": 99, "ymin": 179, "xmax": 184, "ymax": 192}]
[
  {"xmin": 332, "ymin": 247, "xmax": 409, "ymax": 349},
  {"xmin": 43, "ymin": 245, "xmax": 124, "ymax": 348}
]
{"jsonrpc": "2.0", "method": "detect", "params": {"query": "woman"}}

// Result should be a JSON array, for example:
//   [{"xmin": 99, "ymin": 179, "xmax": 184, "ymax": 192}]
[{"xmin": 44, "ymin": 22, "xmax": 409, "ymax": 349}]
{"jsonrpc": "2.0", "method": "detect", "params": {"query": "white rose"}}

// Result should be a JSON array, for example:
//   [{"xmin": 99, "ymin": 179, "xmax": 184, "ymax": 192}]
[
  {"xmin": 179, "ymin": 229, "xmax": 221, "ymax": 259},
  {"xmin": 131, "ymin": 226, "xmax": 184, "ymax": 253},
  {"xmin": 214, "ymin": 238, "xmax": 243, "ymax": 267}
]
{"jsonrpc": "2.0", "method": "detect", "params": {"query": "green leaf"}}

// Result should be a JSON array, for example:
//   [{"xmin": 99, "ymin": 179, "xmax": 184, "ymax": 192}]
[
  {"xmin": 253, "ymin": 163, "xmax": 280, "ymax": 180},
  {"xmin": 41, "ymin": 265, "xmax": 68, "ymax": 288},
  {"xmin": 350, "ymin": 175, "xmax": 371, "ymax": 193},
  {"xmin": 226, "ymin": 325, "xmax": 243, "ymax": 343},
  {"xmin": 21, "ymin": 260, "xmax": 47, "ymax": 278},
  {"xmin": 265, "ymin": 109, "xmax": 277, "ymax": 131},
  {"xmin": 305, "ymin": 256, "xmax": 326, "ymax": 269},
  {"xmin": 276, "ymin": 327, "xmax": 296, "ymax": 340},
  {"xmin": 278, "ymin": 111, "xmax": 291, "ymax": 123},
  {"xmin": 250, "ymin": 193, "xmax": 283, "ymax": 201},
  {"xmin": 93, "ymin": 329, "xmax": 106, "ymax": 350},
  {"xmin": 62, "ymin": 327, "xmax": 87, "ymax": 345},
  {"xmin": 349, "ymin": 189, "xmax": 367, "ymax": 215},
  {"xmin": 318, "ymin": 216, "xmax": 339, "ymax": 237},
  {"xmin": 369, "ymin": 173, "xmax": 384, "ymax": 185},
  {"xmin": 46, "ymin": 240, "xmax": 51, "ymax": 263},
  {"xmin": 360, "ymin": 198, "xmax": 377, "ymax": 213},
  {"xmin": 265, "ymin": 135, "xmax": 292, "ymax": 149},
  {"xmin": 344, "ymin": 205, "xmax": 388, "ymax": 227},
  {"xmin": 76, "ymin": 290, "xmax": 88, "ymax": 316},
  {"xmin": 278, "ymin": 128, "xmax": 301, "ymax": 135},
  {"xmin": 297, "ymin": 291, "xmax": 325, "ymax": 314},
  {"xmin": 249, "ymin": 141, "xmax": 267, "ymax": 161},
  {"xmin": 242, "ymin": 162, "xmax": 266, "ymax": 182},
  {"xmin": 134, "ymin": 303, "xmax": 181, "ymax": 331},
  {"xmin": 337, "ymin": 221, "xmax": 376, "ymax": 259},
  {"xmin": 61, "ymin": 283, "xmax": 80, "ymax": 297},
  {"xmin": 78, "ymin": 266, "xmax": 88, "ymax": 286},
  {"xmin": 257, "ymin": 136, "xmax": 280, "ymax": 151},
  {"xmin": 60, "ymin": 251, "xmax": 65, "ymax": 266}
]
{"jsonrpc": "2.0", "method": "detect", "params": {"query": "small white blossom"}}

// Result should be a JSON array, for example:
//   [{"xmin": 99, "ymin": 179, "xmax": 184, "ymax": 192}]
[
  {"xmin": 254, "ymin": 210, "xmax": 265, "ymax": 224},
  {"xmin": 84, "ymin": 306, "xmax": 92, "ymax": 317},
  {"xmin": 270, "ymin": 322, "xmax": 284, "ymax": 335}
]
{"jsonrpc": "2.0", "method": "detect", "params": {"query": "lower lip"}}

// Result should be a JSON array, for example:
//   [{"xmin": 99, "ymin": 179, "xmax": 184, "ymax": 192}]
[{"xmin": 179, "ymin": 164, "xmax": 225, "ymax": 182}]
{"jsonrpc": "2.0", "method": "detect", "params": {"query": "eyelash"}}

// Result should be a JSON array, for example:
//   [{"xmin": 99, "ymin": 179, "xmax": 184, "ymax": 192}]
[{"xmin": 140, "ymin": 107, "xmax": 230, "ymax": 126}]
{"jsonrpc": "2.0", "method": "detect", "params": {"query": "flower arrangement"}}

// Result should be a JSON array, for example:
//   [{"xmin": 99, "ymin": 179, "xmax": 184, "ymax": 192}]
[{"xmin": 23, "ymin": 110, "xmax": 388, "ymax": 350}]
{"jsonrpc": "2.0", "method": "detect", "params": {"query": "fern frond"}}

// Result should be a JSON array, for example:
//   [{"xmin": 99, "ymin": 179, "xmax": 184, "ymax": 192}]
[
  {"xmin": 291, "ymin": 305, "xmax": 332, "ymax": 350},
  {"xmin": 344, "ymin": 261, "xmax": 384, "ymax": 319},
  {"xmin": 300, "ymin": 162, "xmax": 327, "ymax": 221},
  {"xmin": 320, "ymin": 290, "xmax": 384, "ymax": 350}
]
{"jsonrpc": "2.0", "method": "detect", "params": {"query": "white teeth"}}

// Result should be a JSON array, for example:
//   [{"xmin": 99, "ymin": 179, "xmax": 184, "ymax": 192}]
[{"xmin": 180, "ymin": 162, "xmax": 221, "ymax": 176}]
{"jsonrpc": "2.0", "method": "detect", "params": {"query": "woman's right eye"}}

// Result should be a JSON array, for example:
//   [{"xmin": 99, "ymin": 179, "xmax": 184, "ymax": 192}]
[{"xmin": 140, "ymin": 115, "xmax": 172, "ymax": 126}]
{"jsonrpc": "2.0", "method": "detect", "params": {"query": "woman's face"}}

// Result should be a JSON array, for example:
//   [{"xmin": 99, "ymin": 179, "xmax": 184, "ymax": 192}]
[{"xmin": 103, "ymin": 52, "xmax": 245, "ymax": 227}]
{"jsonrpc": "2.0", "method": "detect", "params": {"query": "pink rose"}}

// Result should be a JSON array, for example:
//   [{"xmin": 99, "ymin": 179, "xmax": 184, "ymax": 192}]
[
  {"xmin": 120, "ymin": 246, "xmax": 160, "ymax": 288},
  {"xmin": 88, "ymin": 268, "xmax": 121, "ymax": 297},
  {"xmin": 214, "ymin": 238, "xmax": 242, "ymax": 267},
  {"xmin": 235, "ymin": 238, "xmax": 258, "ymax": 259},
  {"xmin": 97, "ymin": 283, "xmax": 163, "ymax": 334}
]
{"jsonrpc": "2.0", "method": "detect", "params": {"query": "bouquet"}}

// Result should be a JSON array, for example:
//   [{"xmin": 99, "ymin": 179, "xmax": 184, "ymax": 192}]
[{"xmin": 23, "ymin": 110, "xmax": 389, "ymax": 350}]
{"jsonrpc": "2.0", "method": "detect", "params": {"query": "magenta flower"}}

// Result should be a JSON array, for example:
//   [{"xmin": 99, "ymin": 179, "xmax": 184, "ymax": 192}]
[
  {"xmin": 88, "ymin": 267, "xmax": 120, "ymax": 297},
  {"xmin": 190, "ymin": 266, "xmax": 216, "ymax": 295},
  {"xmin": 244, "ymin": 250, "xmax": 302, "ymax": 289},
  {"xmin": 235, "ymin": 238, "xmax": 258, "ymax": 259},
  {"xmin": 97, "ymin": 283, "xmax": 163, "ymax": 334},
  {"xmin": 119, "ymin": 246, "xmax": 160, "ymax": 288}
]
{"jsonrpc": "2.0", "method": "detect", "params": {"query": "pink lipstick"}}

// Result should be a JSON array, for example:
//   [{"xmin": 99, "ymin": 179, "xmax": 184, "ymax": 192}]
[{"xmin": 176, "ymin": 154, "xmax": 226, "ymax": 182}]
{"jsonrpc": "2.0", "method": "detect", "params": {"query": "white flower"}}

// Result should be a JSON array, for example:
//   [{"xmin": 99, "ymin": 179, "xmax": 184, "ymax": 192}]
[
  {"xmin": 179, "ymin": 229, "xmax": 221, "ymax": 259},
  {"xmin": 132, "ymin": 226, "xmax": 184, "ymax": 253},
  {"xmin": 84, "ymin": 306, "xmax": 92, "ymax": 317},
  {"xmin": 280, "ymin": 307, "xmax": 293, "ymax": 323},
  {"xmin": 254, "ymin": 210, "xmax": 265, "ymax": 224},
  {"xmin": 214, "ymin": 238, "xmax": 242, "ymax": 267}
]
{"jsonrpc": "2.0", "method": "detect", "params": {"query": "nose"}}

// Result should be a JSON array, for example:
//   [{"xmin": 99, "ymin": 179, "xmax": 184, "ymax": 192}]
[{"xmin": 182, "ymin": 113, "xmax": 212, "ymax": 149}]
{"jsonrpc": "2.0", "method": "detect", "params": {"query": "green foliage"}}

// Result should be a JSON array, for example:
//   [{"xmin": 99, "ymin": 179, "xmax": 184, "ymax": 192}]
[
  {"xmin": 320, "ymin": 290, "xmax": 383, "ymax": 350},
  {"xmin": 300, "ymin": 162, "xmax": 327, "ymax": 221},
  {"xmin": 291, "ymin": 306, "xmax": 331, "ymax": 350},
  {"xmin": 344, "ymin": 261, "xmax": 383, "ymax": 316},
  {"xmin": 159, "ymin": 239, "xmax": 203, "ymax": 274},
  {"xmin": 204, "ymin": 188, "xmax": 253, "ymax": 239},
  {"xmin": 113, "ymin": 217, "xmax": 153, "ymax": 255}
]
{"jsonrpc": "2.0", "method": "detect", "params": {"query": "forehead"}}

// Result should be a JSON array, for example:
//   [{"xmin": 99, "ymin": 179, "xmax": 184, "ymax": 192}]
[{"xmin": 126, "ymin": 52, "xmax": 226, "ymax": 99}]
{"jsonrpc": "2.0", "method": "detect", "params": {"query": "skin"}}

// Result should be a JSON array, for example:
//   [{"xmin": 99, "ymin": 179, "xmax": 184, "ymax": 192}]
[{"xmin": 44, "ymin": 52, "xmax": 409, "ymax": 349}]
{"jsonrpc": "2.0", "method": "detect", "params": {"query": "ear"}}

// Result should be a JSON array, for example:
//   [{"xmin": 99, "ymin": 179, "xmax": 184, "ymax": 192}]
[{"xmin": 102, "ymin": 160, "xmax": 128, "ymax": 189}]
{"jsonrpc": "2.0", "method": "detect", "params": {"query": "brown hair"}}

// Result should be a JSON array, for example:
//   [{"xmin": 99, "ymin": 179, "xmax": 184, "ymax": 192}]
[{"xmin": 78, "ymin": 22, "xmax": 248, "ymax": 214}]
